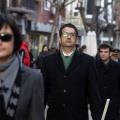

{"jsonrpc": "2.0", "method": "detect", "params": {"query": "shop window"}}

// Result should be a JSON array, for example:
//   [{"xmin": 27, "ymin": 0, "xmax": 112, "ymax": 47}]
[{"xmin": 44, "ymin": 0, "xmax": 53, "ymax": 11}]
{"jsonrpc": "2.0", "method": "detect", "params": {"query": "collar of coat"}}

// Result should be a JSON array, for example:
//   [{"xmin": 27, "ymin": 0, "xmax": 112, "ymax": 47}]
[{"xmin": 96, "ymin": 59, "xmax": 116, "ymax": 68}]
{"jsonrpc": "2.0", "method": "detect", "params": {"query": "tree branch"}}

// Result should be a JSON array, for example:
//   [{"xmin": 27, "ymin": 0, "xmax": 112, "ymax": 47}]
[
  {"xmin": 48, "ymin": 0, "xmax": 58, "ymax": 8},
  {"xmin": 64, "ymin": 0, "xmax": 76, "ymax": 7}
]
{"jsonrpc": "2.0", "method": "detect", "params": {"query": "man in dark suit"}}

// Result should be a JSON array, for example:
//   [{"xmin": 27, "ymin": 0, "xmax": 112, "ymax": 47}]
[
  {"xmin": 96, "ymin": 43, "xmax": 120, "ymax": 120},
  {"xmin": 41, "ymin": 23, "xmax": 103, "ymax": 120}
]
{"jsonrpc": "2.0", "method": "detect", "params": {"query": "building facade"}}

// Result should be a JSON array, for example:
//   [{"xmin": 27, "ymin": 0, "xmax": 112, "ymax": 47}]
[{"xmin": 4, "ymin": 0, "xmax": 65, "ymax": 58}]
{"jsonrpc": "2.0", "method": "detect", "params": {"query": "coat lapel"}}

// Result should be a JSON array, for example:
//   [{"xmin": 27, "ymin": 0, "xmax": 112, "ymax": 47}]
[
  {"xmin": 53, "ymin": 51, "xmax": 66, "ymax": 73},
  {"xmin": 67, "ymin": 51, "xmax": 82, "ymax": 73},
  {"xmin": 20, "ymin": 65, "xmax": 31, "ymax": 85}
]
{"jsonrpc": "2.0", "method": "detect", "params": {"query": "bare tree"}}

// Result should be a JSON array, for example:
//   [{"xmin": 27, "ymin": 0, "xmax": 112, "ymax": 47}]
[
  {"xmin": 48, "ymin": 0, "xmax": 76, "ymax": 48},
  {"xmin": 77, "ymin": 0, "xmax": 112, "ymax": 32}
]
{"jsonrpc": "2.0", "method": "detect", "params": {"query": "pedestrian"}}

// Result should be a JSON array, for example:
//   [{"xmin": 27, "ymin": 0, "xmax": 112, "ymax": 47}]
[
  {"xmin": 36, "ymin": 45, "xmax": 51, "ymax": 70},
  {"xmin": 28, "ymin": 42, "xmax": 34, "ymax": 68},
  {"xmin": 19, "ymin": 34, "xmax": 30, "ymax": 67},
  {"xmin": 111, "ymin": 48, "xmax": 120, "ymax": 62},
  {"xmin": 96, "ymin": 43, "xmax": 120, "ymax": 120},
  {"xmin": 79, "ymin": 45, "xmax": 87, "ymax": 53},
  {"xmin": 0, "ymin": 14, "xmax": 44, "ymax": 120},
  {"xmin": 75, "ymin": 43, "xmax": 80, "ymax": 51},
  {"xmin": 41, "ymin": 23, "xmax": 102, "ymax": 120}
]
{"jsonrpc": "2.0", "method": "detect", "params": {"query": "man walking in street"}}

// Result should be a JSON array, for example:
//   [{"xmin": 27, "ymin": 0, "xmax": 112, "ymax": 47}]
[
  {"xmin": 96, "ymin": 43, "xmax": 120, "ymax": 120},
  {"xmin": 41, "ymin": 23, "xmax": 103, "ymax": 120}
]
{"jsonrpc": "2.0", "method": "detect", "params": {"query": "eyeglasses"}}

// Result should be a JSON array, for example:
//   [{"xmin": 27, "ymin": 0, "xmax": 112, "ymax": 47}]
[
  {"xmin": 62, "ymin": 32, "xmax": 76, "ymax": 37},
  {"xmin": 0, "ymin": 33, "xmax": 12, "ymax": 42}
]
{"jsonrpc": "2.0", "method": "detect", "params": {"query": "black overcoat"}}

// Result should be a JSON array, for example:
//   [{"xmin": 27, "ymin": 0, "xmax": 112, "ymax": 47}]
[
  {"xmin": 96, "ymin": 59, "xmax": 120, "ymax": 119},
  {"xmin": 42, "ymin": 50, "xmax": 102, "ymax": 120}
]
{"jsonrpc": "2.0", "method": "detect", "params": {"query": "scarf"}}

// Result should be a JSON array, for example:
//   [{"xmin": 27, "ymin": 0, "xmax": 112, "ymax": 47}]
[
  {"xmin": 60, "ymin": 48, "xmax": 75, "ymax": 70},
  {"xmin": 0, "ymin": 54, "xmax": 21, "ymax": 120},
  {"xmin": 0, "ymin": 54, "xmax": 16, "ymax": 71}
]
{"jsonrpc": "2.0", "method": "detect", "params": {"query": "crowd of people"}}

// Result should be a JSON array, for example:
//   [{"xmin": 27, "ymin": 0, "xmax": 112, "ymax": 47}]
[{"xmin": 1, "ymin": 13, "xmax": 120, "ymax": 120}]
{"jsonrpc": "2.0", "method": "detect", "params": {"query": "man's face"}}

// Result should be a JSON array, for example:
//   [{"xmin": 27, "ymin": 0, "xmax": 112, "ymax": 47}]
[
  {"xmin": 111, "ymin": 55, "xmax": 118, "ymax": 61},
  {"xmin": 58, "ymin": 27, "xmax": 78, "ymax": 48},
  {"xmin": 99, "ymin": 48, "xmax": 111, "ymax": 62}
]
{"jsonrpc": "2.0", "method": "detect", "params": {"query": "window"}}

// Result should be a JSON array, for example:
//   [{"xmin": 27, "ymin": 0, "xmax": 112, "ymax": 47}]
[
  {"xmin": 44, "ymin": 0, "xmax": 52, "ymax": 11},
  {"xmin": 74, "ymin": 12, "xmax": 79, "ymax": 17},
  {"xmin": 21, "ymin": 0, "xmax": 38, "ymax": 18}
]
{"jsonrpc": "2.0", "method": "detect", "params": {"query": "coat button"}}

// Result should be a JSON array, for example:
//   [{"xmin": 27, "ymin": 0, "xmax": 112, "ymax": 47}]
[
  {"xmin": 63, "ymin": 89, "xmax": 67, "ymax": 93},
  {"xmin": 64, "ymin": 76, "xmax": 67, "ymax": 78}
]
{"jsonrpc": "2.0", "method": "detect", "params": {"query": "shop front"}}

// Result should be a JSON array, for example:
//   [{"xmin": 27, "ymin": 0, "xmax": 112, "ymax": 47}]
[{"xmin": 27, "ymin": 21, "xmax": 58, "ymax": 59}]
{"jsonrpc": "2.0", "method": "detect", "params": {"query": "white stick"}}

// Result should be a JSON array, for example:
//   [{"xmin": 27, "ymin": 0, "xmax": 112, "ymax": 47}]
[{"xmin": 101, "ymin": 99, "xmax": 110, "ymax": 120}]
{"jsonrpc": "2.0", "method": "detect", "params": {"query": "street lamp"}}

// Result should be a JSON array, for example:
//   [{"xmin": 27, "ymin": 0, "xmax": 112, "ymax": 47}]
[{"xmin": 95, "ymin": 0, "xmax": 101, "ymax": 45}]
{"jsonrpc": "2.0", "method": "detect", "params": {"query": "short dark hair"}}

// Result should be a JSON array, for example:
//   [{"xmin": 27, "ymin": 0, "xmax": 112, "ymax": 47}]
[
  {"xmin": 81, "ymin": 45, "xmax": 87, "ymax": 49},
  {"xmin": 75, "ymin": 44, "xmax": 79, "ymax": 48},
  {"xmin": 59, "ymin": 23, "xmax": 78, "ymax": 37},
  {"xmin": 80, "ymin": 45, "xmax": 87, "ymax": 52},
  {"xmin": 98, "ymin": 43, "xmax": 112, "ymax": 52},
  {"xmin": 0, "ymin": 14, "xmax": 22, "ymax": 53}
]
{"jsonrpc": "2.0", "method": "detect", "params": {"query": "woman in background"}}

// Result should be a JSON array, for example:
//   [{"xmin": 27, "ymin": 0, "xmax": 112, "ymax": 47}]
[{"xmin": 36, "ymin": 45, "xmax": 51, "ymax": 70}]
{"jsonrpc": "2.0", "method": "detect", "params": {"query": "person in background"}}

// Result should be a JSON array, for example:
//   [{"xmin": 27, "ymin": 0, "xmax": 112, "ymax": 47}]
[
  {"xmin": 96, "ymin": 43, "xmax": 120, "ymax": 120},
  {"xmin": 0, "ymin": 14, "xmax": 44, "ymax": 120},
  {"xmin": 111, "ymin": 48, "xmax": 120, "ymax": 62},
  {"xmin": 49, "ymin": 47, "xmax": 59, "ymax": 53},
  {"xmin": 79, "ymin": 45, "xmax": 87, "ymax": 53},
  {"xmin": 41, "ymin": 23, "xmax": 103, "ymax": 120},
  {"xmin": 36, "ymin": 45, "xmax": 51, "ymax": 70},
  {"xmin": 75, "ymin": 43, "xmax": 80, "ymax": 51},
  {"xmin": 110, "ymin": 48, "xmax": 120, "ymax": 120},
  {"xmin": 28, "ymin": 42, "xmax": 34, "ymax": 68},
  {"xmin": 19, "ymin": 34, "xmax": 30, "ymax": 67}
]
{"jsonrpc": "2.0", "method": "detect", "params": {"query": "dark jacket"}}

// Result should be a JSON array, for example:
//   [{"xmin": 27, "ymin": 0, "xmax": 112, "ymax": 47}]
[
  {"xmin": 96, "ymin": 59, "xmax": 120, "ymax": 119},
  {"xmin": 36, "ymin": 51, "xmax": 52, "ymax": 69},
  {"xmin": 29, "ymin": 52, "xmax": 34, "ymax": 68},
  {"xmin": 15, "ymin": 64, "xmax": 44, "ymax": 120},
  {"xmin": 41, "ymin": 50, "xmax": 103, "ymax": 120}
]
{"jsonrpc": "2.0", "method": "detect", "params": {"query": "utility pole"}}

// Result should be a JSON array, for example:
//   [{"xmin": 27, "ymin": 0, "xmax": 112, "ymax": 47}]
[{"xmin": 1, "ymin": 0, "xmax": 7, "ymax": 14}]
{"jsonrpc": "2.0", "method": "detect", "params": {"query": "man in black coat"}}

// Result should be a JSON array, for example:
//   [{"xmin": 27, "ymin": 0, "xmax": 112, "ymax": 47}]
[
  {"xmin": 111, "ymin": 48, "xmax": 120, "ymax": 62},
  {"xmin": 96, "ymin": 43, "xmax": 120, "ymax": 120},
  {"xmin": 41, "ymin": 23, "xmax": 103, "ymax": 120}
]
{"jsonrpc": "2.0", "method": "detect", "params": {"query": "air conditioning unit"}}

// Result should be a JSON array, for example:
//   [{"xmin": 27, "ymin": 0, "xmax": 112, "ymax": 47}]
[{"xmin": 73, "ymin": 12, "xmax": 79, "ymax": 18}]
